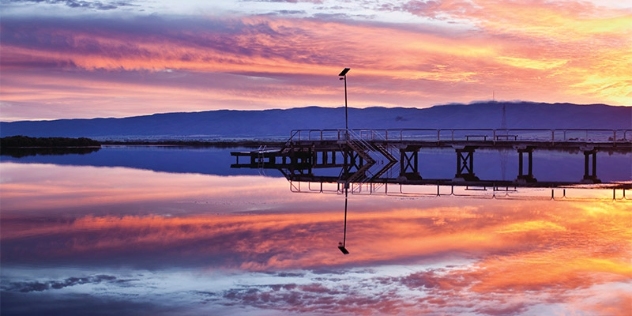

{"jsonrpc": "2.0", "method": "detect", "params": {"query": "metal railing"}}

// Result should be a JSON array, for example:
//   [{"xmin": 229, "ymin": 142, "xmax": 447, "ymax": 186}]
[
  {"xmin": 287, "ymin": 128, "xmax": 632, "ymax": 144},
  {"xmin": 288, "ymin": 180, "xmax": 630, "ymax": 201}
]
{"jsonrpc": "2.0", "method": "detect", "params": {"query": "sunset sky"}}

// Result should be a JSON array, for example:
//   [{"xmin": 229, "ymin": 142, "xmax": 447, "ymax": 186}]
[{"xmin": 1, "ymin": 0, "xmax": 631, "ymax": 121}]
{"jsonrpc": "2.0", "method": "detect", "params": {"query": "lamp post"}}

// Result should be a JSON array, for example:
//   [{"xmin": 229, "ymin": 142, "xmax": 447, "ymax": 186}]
[
  {"xmin": 338, "ymin": 68, "xmax": 351, "ymax": 255},
  {"xmin": 339, "ymin": 68, "xmax": 350, "ymax": 135}
]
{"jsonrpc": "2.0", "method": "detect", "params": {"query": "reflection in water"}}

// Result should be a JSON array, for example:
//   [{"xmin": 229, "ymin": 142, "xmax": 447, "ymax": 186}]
[
  {"xmin": 338, "ymin": 184, "xmax": 350, "ymax": 255},
  {"xmin": 0, "ymin": 147, "xmax": 100, "ymax": 158},
  {"xmin": 1, "ymin": 152, "xmax": 631, "ymax": 315}
]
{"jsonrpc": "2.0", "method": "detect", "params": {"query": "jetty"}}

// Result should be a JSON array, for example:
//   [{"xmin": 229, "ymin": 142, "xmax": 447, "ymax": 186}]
[{"xmin": 232, "ymin": 128, "xmax": 632, "ymax": 193}]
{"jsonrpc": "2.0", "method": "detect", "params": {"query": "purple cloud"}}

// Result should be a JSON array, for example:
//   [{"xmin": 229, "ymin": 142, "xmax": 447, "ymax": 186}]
[{"xmin": 4, "ymin": 0, "xmax": 135, "ymax": 10}]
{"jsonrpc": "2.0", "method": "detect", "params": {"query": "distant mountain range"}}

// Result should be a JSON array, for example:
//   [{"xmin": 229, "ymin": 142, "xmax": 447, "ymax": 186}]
[{"xmin": 1, "ymin": 102, "xmax": 630, "ymax": 140}]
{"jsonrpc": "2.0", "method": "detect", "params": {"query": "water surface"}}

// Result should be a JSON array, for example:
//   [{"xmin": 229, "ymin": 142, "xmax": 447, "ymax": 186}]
[{"xmin": 1, "ymin": 147, "xmax": 630, "ymax": 315}]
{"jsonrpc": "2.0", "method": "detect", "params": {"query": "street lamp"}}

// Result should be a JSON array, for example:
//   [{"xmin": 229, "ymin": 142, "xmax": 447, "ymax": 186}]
[
  {"xmin": 338, "ymin": 67, "xmax": 351, "ymax": 255},
  {"xmin": 339, "ymin": 68, "xmax": 350, "ymax": 134}
]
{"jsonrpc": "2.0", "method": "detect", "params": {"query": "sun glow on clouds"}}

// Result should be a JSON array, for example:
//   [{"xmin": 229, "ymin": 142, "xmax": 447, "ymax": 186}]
[{"xmin": 0, "ymin": 0, "xmax": 631, "ymax": 120}]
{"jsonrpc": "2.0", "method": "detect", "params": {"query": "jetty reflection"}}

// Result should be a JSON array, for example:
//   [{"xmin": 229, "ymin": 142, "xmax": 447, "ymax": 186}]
[{"xmin": 231, "ymin": 129, "xmax": 631, "ymax": 255}]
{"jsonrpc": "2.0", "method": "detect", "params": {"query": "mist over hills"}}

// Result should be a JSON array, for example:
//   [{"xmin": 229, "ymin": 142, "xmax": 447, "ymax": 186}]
[{"xmin": 1, "ymin": 102, "xmax": 630, "ymax": 140}]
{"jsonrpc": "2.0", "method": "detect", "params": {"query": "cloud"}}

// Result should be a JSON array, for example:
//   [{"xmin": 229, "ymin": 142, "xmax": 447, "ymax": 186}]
[
  {"xmin": 0, "ymin": 292, "xmax": 170, "ymax": 316},
  {"xmin": 3, "ymin": 275, "xmax": 119, "ymax": 293},
  {"xmin": 2, "ymin": 7, "xmax": 631, "ymax": 121},
  {"xmin": 221, "ymin": 281, "xmax": 405, "ymax": 314},
  {"xmin": 243, "ymin": 0, "xmax": 323, "ymax": 3},
  {"xmin": 268, "ymin": 9, "xmax": 307, "ymax": 15},
  {"xmin": 474, "ymin": 303, "xmax": 530, "ymax": 316},
  {"xmin": 398, "ymin": 0, "xmax": 476, "ymax": 20},
  {"xmin": 573, "ymin": 287, "xmax": 632, "ymax": 315},
  {"xmin": 3, "ymin": 0, "xmax": 135, "ymax": 10}
]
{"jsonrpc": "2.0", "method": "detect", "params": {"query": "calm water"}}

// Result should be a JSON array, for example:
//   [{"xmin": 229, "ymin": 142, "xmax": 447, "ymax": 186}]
[{"xmin": 1, "ymin": 146, "xmax": 631, "ymax": 315}]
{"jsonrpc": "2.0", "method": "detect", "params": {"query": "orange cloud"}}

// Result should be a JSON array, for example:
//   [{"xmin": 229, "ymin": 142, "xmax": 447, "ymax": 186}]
[
  {"xmin": 1, "ymin": 7, "xmax": 630, "ymax": 120},
  {"xmin": 401, "ymin": 0, "xmax": 632, "ymax": 104}
]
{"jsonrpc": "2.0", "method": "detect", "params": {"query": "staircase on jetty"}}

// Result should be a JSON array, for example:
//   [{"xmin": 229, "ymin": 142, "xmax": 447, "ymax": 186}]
[{"xmin": 231, "ymin": 128, "xmax": 632, "ymax": 190}]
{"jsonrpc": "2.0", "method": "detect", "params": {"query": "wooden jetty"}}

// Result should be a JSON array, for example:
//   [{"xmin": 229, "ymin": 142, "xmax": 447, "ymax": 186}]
[{"xmin": 232, "ymin": 128, "xmax": 632, "ymax": 189}]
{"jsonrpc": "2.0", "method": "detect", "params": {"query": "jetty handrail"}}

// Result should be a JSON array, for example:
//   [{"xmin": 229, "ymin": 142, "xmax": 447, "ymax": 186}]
[
  {"xmin": 288, "ymin": 128, "xmax": 631, "ymax": 144},
  {"xmin": 288, "ymin": 129, "xmax": 342, "ymax": 142}
]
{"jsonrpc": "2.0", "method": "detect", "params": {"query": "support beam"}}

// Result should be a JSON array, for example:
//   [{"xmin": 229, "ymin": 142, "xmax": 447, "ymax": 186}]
[
  {"xmin": 582, "ymin": 149, "xmax": 601, "ymax": 183},
  {"xmin": 341, "ymin": 146, "xmax": 366, "ymax": 181},
  {"xmin": 454, "ymin": 147, "xmax": 479, "ymax": 181},
  {"xmin": 516, "ymin": 147, "xmax": 537, "ymax": 183},
  {"xmin": 399, "ymin": 149, "xmax": 422, "ymax": 180}
]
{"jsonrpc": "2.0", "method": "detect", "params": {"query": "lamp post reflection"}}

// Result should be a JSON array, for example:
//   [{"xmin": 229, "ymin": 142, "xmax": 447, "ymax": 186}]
[{"xmin": 338, "ymin": 182, "xmax": 350, "ymax": 255}]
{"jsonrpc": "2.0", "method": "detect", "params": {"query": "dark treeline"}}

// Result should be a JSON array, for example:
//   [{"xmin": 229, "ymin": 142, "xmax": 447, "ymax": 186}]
[{"xmin": 0, "ymin": 136, "xmax": 101, "ymax": 148}]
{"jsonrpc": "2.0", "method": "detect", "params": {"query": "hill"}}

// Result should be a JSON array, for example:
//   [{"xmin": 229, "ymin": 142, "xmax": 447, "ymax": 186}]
[{"xmin": 1, "ymin": 102, "xmax": 630, "ymax": 140}]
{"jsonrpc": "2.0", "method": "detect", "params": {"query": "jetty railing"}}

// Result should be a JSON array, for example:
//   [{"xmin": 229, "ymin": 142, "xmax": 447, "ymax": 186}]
[{"xmin": 288, "ymin": 128, "xmax": 632, "ymax": 144}]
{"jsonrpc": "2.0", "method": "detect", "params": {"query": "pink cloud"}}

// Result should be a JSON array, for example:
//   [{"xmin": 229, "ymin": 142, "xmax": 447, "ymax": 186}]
[{"xmin": 1, "ymin": 8, "xmax": 630, "ymax": 120}]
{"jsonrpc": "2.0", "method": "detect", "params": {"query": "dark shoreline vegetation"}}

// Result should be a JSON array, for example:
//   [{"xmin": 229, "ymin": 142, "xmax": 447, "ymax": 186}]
[
  {"xmin": 0, "ymin": 136, "xmax": 101, "ymax": 157},
  {"xmin": 1, "ymin": 136, "xmax": 101, "ymax": 148},
  {"xmin": 0, "ymin": 136, "xmax": 286, "ymax": 148},
  {"xmin": 0, "ymin": 136, "xmax": 285, "ymax": 157}
]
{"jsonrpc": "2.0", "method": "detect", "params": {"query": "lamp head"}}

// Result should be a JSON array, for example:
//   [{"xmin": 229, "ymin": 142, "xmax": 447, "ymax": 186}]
[{"xmin": 338, "ymin": 244, "xmax": 349, "ymax": 255}]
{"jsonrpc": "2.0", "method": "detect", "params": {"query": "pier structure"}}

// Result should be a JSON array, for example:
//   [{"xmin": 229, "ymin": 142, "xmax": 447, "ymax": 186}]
[
  {"xmin": 582, "ymin": 147, "xmax": 599, "ymax": 183},
  {"xmin": 454, "ymin": 146, "xmax": 479, "ymax": 181},
  {"xmin": 231, "ymin": 128, "xmax": 632, "ymax": 192},
  {"xmin": 516, "ymin": 146, "xmax": 536, "ymax": 183}
]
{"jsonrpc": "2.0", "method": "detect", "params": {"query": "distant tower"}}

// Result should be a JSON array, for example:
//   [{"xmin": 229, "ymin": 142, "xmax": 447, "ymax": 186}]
[
  {"xmin": 499, "ymin": 103, "xmax": 508, "ymax": 180},
  {"xmin": 500, "ymin": 103, "xmax": 507, "ymax": 130}
]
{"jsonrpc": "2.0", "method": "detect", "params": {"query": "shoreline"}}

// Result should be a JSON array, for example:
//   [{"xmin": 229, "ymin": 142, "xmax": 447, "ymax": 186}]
[
  {"xmin": 1, "ymin": 136, "xmax": 289, "ymax": 149},
  {"xmin": 100, "ymin": 140, "xmax": 286, "ymax": 148}
]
